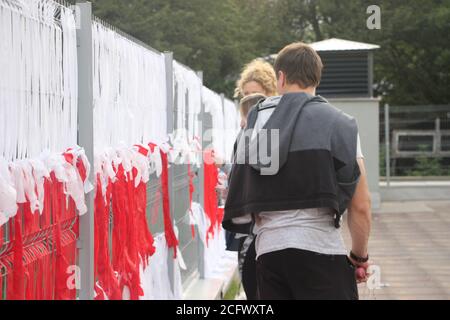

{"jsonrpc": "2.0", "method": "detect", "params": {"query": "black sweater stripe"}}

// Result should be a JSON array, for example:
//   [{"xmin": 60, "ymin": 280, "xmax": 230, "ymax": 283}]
[{"xmin": 225, "ymin": 149, "xmax": 339, "ymax": 218}]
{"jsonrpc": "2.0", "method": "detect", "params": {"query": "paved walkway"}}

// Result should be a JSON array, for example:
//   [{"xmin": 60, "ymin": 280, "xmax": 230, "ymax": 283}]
[{"xmin": 344, "ymin": 200, "xmax": 450, "ymax": 300}]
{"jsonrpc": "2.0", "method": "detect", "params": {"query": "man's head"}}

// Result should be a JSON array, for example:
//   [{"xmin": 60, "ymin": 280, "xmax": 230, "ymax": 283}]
[{"xmin": 274, "ymin": 42, "xmax": 323, "ymax": 95}]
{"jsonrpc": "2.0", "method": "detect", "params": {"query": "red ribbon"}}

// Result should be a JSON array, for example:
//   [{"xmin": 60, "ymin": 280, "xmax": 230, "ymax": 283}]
[
  {"xmin": 111, "ymin": 165, "xmax": 126, "ymax": 280},
  {"xmin": 134, "ymin": 178, "xmax": 155, "ymax": 264},
  {"xmin": 124, "ymin": 169, "xmax": 143, "ymax": 300},
  {"xmin": 6, "ymin": 261, "xmax": 14, "ymax": 299},
  {"xmin": 0, "ymin": 223, "xmax": 3, "ymax": 249},
  {"xmin": 35, "ymin": 248, "xmax": 44, "ymax": 300},
  {"xmin": 0, "ymin": 150, "xmax": 83, "ymax": 300},
  {"xmin": 11, "ymin": 207, "xmax": 25, "ymax": 300},
  {"xmin": 50, "ymin": 172, "xmax": 72, "ymax": 300},
  {"xmin": 94, "ymin": 175, "xmax": 121, "ymax": 300},
  {"xmin": 187, "ymin": 163, "xmax": 196, "ymax": 238},
  {"xmin": 25, "ymin": 260, "xmax": 34, "ymax": 300},
  {"xmin": 203, "ymin": 150, "xmax": 219, "ymax": 245},
  {"xmin": 149, "ymin": 143, "xmax": 178, "ymax": 258},
  {"xmin": 41, "ymin": 177, "xmax": 53, "ymax": 299},
  {"xmin": 76, "ymin": 157, "xmax": 87, "ymax": 183},
  {"xmin": 109, "ymin": 164, "xmax": 148, "ymax": 300},
  {"xmin": 0, "ymin": 268, "xmax": 3, "ymax": 300},
  {"xmin": 160, "ymin": 149, "xmax": 179, "ymax": 258}
]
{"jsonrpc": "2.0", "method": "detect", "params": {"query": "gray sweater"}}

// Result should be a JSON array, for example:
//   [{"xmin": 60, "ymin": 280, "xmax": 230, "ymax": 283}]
[{"xmin": 223, "ymin": 92, "xmax": 361, "ymax": 234}]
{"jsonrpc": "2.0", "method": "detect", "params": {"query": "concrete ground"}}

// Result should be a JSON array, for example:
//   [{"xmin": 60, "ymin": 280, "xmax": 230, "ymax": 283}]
[
  {"xmin": 237, "ymin": 200, "xmax": 450, "ymax": 300},
  {"xmin": 344, "ymin": 200, "xmax": 450, "ymax": 300},
  {"xmin": 235, "ymin": 200, "xmax": 450, "ymax": 300}
]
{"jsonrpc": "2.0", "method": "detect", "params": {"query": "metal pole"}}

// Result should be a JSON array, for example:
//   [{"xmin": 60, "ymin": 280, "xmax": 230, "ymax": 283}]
[
  {"xmin": 196, "ymin": 71, "xmax": 205, "ymax": 279},
  {"xmin": 220, "ymin": 93, "xmax": 226, "ymax": 166},
  {"xmin": 384, "ymin": 104, "xmax": 391, "ymax": 187},
  {"xmin": 197, "ymin": 71, "xmax": 204, "ymax": 206},
  {"xmin": 435, "ymin": 117, "xmax": 441, "ymax": 155},
  {"xmin": 76, "ymin": 1, "xmax": 95, "ymax": 300},
  {"xmin": 165, "ymin": 52, "xmax": 174, "ymax": 135},
  {"xmin": 164, "ymin": 51, "xmax": 175, "ymax": 292},
  {"xmin": 368, "ymin": 52, "xmax": 374, "ymax": 98}
]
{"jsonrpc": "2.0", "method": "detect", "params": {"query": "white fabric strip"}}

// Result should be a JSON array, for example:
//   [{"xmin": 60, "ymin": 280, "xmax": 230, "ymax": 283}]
[
  {"xmin": 202, "ymin": 86, "xmax": 226, "ymax": 160},
  {"xmin": 92, "ymin": 21, "xmax": 168, "ymax": 155},
  {"xmin": 0, "ymin": 0, "xmax": 78, "ymax": 161},
  {"xmin": 0, "ymin": 0, "xmax": 80, "ymax": 227},
  {"xmin": 223, "ymin": 98, "xmax": 240, "ymax": 162}
]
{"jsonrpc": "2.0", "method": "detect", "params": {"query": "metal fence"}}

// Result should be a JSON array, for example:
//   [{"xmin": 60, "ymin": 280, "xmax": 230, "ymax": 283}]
[
  {"xmin": 0, "ymin": 0, "xmax": 239, "ymax": 300},
  {"xmin": 78, "ymin": 2, "xmax": 238, "ymax": 299},
  {"xmin": 381, "ymin": 104, "xmax": 450, "ymax": 180}
]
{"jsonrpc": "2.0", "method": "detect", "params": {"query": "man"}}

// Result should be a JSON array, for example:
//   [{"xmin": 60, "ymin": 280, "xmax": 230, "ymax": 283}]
[{"xmin": 223, "ymin": 42, "xmax": 371, "ymax": 300}]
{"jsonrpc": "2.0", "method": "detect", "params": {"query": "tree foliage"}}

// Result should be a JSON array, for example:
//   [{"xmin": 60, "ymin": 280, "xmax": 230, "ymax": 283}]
[{"xmin": 87, "ymin": 0, "xmax": 450, "ymax": 104}]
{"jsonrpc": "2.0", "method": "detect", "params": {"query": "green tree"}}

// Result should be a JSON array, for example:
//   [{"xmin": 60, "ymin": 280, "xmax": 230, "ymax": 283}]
[
  {"xmin": 89, "ymin": 0, "xmax": 264, "ymax": 96},
  {"xmin": 76, "ymin": 0, "xmax": 450, "ymax": 104},
  {"xmin": 274, "ymin": 0, "xmax": 450, "ymax": 105}
]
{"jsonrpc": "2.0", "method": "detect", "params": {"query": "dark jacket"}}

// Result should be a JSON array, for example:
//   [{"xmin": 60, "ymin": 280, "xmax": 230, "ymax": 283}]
[{"xmin": 223, "ymin": 92, "xmax": 361, "ymax": 233}]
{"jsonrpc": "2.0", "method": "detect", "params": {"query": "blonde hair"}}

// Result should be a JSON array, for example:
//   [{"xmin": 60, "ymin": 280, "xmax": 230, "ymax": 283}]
[{"xmin": 234, "ymin": 59, "xmax": 277, "ymax": 98}]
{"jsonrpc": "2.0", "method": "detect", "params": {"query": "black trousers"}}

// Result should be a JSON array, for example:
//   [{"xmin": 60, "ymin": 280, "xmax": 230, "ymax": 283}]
[
  {"xmin": 241, "ymin": 237, "xmax": 257, "ymax": 300},
  {"xmin": 256, "ymin": 248, "xmax": 359, "ymax": 300}
]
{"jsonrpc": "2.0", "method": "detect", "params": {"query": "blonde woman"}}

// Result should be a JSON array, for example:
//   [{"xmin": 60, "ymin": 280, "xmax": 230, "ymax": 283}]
[
  {"xmin": 227, "ymin": 59, "xmax": 278, "ymax": 300},
  {"xmin": 234, "ymin": 59, "xmax": 278, "ymax": 99},
  {"xmin": 217, "ymin": 59, "xmax": 277, "ymax": 167}
]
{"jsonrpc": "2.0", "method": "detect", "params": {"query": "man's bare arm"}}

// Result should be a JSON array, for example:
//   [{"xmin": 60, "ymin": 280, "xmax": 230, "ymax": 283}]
[{"xmin": 347, "ymin": 158, "xmax": 372, "ymax": 259}]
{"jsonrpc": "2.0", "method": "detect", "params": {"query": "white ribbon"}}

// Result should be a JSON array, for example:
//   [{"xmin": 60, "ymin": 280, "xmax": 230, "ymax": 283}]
[
  {"xmin": 92, "ymin": 21, "xmax": 168, "ymax": 154},
  {"xmin": 0, "ymin": 0, "xmax": 78, "ymax": 161},
  {"xmin": 0, "ymin": 158, "xmax": 18, "ymax": 226},
  {"xmin": 0, "ymin": 146, "xmax": 92, "ymax": 226}
]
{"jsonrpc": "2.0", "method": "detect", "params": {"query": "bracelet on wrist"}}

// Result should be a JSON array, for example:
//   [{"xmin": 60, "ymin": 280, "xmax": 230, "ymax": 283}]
[{"xmin": 350, "ymin": 251, "xmax": 369, "ymax": 264}]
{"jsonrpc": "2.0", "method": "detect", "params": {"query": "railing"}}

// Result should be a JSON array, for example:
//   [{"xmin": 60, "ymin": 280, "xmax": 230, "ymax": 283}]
[{"xmin": 381, "ymin": 104, "xmax": 450, "ymax": 179}]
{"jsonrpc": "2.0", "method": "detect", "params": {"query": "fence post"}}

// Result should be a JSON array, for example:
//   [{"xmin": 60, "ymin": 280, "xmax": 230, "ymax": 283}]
[
  {"xmin": 164, "ymin": 51, "xmax": 176, "ymax": 292},
  {"xmin": 435, "ymin": 118, "xmax": 441, "ymax": 156},
  {"xmin": 220, "ymin": 93, "xmax": 226, "ymax": 167},
  {"xmin": 384, "ymin": 104, "xmax": 391, "ymax": 187},
  {"xmin": 75, "ymin": 1, "xmax": 95, "ymax": 300},
  {"xmin": 165, "ymin": 52, "xmax": 174, "ymax": 135},
  {"xmin": 196, "ymin": 71, "xmax": 206, "ymax": 279}
]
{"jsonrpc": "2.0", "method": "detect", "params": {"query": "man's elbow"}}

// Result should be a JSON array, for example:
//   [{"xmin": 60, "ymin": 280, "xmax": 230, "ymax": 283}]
[{"xmin": 349, "ymin": 195, "xmax": 372, "ymax": 216}]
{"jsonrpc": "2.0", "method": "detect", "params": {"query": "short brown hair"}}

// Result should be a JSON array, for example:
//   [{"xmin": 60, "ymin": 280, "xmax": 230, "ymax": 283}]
[{"xmin": 274, "ymin": 42, "xmax": 323, "ymax": 88}]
